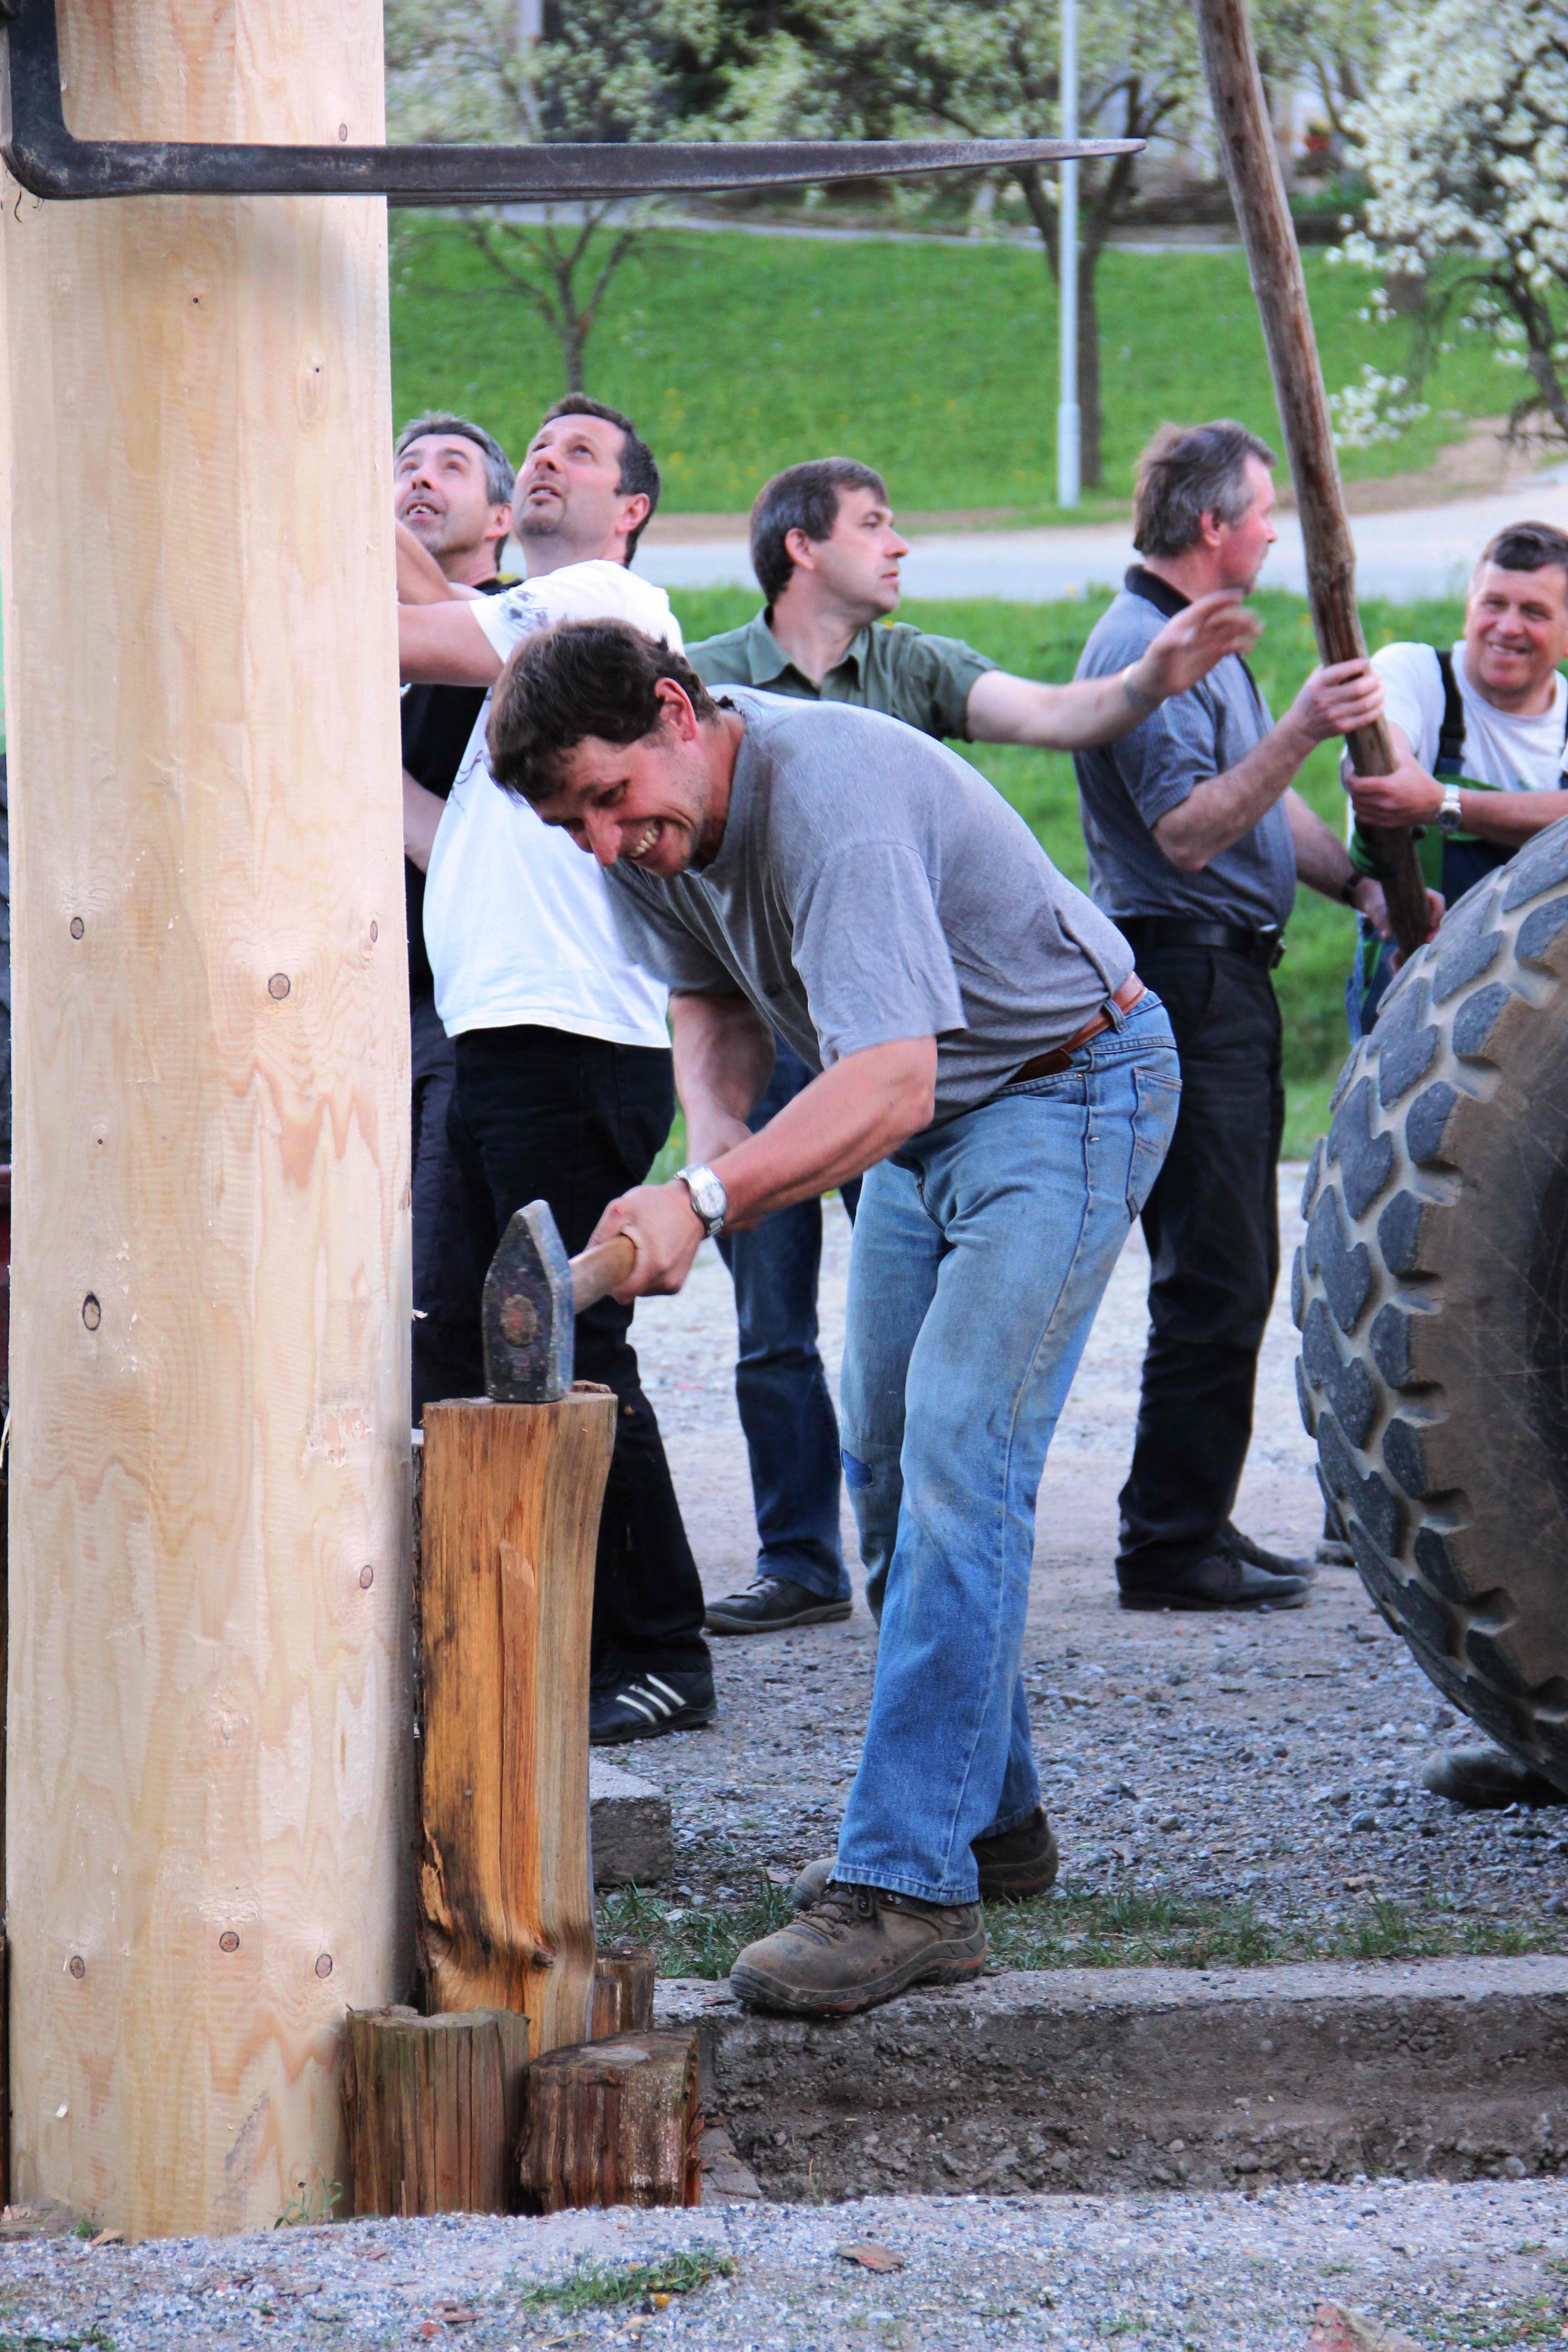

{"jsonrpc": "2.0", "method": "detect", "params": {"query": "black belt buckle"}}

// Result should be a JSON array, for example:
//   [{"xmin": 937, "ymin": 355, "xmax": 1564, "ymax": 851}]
[{"xmin": 1256, "ymin": 925, "xmax": 1285, "ymax": 971}]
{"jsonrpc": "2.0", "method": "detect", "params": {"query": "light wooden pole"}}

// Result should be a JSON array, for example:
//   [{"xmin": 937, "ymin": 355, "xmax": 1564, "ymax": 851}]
[{"xmin": 0, "ymin": 0, "xmax": 412, "ymax": 2238}]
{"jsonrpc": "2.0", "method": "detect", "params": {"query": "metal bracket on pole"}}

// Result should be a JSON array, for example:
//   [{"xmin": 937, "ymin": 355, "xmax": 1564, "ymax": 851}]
[{"xmin": 0, "ymin": 0, "xmax": 1138, "ymax": 205}]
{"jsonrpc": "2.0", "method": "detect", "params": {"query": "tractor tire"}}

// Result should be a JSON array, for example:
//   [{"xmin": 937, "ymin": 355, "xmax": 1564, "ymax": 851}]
[{"xmin": 1294, "ymin": 820, "xmax": 1568, "ymax": 1791}]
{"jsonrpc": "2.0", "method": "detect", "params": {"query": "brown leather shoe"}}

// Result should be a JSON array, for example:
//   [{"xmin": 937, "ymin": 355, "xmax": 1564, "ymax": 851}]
[
  {"xmin": 730, "ymin": 1882, "xmax": 986, "ymax": 2017},
  {"xmin": 791, "ymin": 1806, "xmax": 1058, "ymax": 1912}
]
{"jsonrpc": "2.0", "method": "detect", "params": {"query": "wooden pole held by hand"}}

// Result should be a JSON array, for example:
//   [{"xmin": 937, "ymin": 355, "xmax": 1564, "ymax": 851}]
[{"xmin": 1193, "ymin": 0, "xmax": 1430, "ymax": 959}]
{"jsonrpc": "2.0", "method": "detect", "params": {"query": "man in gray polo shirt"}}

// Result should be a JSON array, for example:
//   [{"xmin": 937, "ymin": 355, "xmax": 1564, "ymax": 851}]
[
  {"xmin": 1074, "ymin": 418, "xmax": 1403, "ymax": 1615},
  {"xmin": 483, "ymin": 617, "xmax": 1181, "ymax": 2015},
  {"xmin": 686, "ymin": 455, "xmax": 1255, "ymax": 1643}
]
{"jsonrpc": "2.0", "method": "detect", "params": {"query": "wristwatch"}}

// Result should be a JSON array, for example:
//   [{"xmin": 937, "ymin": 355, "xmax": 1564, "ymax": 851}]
[
  {"xmin": 1436, "ymin": 783, "xmax": 1465, "ymax": 836},
  {"xmin": 676, "ymin": 1162, "xmax": 728, "ymax": 1239}
]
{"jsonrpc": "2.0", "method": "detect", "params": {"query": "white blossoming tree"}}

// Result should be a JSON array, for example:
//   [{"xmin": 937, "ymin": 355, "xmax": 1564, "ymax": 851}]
[{"xmin": 1338, "ymin": 0, "xmax": 1568, "ymax": 449}]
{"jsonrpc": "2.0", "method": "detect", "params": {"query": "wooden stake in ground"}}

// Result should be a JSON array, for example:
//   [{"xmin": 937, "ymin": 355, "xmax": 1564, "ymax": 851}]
[
  {"xmin": 343, "ymin": 2007, "xmax": 532, "ymax": 2218},
  {"xmin": 0, "ymin": 0, "xmax": 410, "ymax": 2237},
  {"xmin": 592, "ymin": 1943, "xmax": 657, "ymax": 2039},
  {"xmin": 1193, "ymin": 0, "xmax": 1430, "ymax": 959},
  {"xmin": 516, "ymin": 2026, "xmax": 704, "ymax": 2214},
  {"xmin": 419, "ymin": 1391, "xmax": 616, "ymax": 2053}
]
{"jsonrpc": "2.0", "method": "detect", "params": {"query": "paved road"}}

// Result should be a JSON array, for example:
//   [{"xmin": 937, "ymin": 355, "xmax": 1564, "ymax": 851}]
[{"xmin": 641, "ymin": 470, "xmax": 1568, "ymax": 604}]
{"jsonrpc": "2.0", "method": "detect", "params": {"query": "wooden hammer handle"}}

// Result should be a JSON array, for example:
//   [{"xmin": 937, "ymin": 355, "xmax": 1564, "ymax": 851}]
[{"xmin": 570, "ymin": 1232, "xmax": 637, "ymax": 1312}]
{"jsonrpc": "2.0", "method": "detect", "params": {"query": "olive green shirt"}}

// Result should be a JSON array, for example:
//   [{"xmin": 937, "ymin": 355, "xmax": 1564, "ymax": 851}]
[{"xmin": 686, "ymin": 610, "xmax": 994, "ymax": 741}]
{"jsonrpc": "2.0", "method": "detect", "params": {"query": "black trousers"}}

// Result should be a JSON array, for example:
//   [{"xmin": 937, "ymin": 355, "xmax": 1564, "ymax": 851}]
[
  {"xmin": 411, "ymin": 991, "xmax": 479, "ymax": 1420},
  {"xmin": 446, "ymin": 1024, "xmax": 709, "ymax": 1682},
  {"xmin": 1117, "ymin": 946, "xmax": 1285, "ymax": 1586}
]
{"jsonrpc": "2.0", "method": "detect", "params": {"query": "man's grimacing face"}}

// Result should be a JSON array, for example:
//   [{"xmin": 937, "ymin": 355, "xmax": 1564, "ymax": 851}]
[{"xmin": 529, "ymin": 685, "xmax": 717, "ymax": 876}]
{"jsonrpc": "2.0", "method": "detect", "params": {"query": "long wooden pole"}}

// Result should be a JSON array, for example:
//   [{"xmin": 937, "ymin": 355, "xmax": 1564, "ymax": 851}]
[
  {"xmin": 1193, "ymin": 0, "xmax": 1430, "ymax": 958},
  {"xmin": 0, "ymin": 0, "xmax": 411, "ymax": 2236}
]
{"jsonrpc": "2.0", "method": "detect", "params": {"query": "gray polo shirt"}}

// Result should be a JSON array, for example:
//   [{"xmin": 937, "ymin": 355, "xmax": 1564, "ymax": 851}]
[
  {"xmin": 1073, "ymin": 568, "xmax": 1296, "ymax": 931},
  {"xmin": 687, "ymin": 610, "xmax": 993, "ymax": 740},
  {"xmin": 603, "ymin": 688, "xmax": 1133, "ymax": 1127}
]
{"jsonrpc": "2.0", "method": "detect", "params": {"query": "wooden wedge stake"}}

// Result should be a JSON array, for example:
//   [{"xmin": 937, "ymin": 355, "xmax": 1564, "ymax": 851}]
[
  {"xmin": 419, "ymin": 1391, "xmax": 616, "ymax": 2053},
  {"xmin": 591, "ymin": 1943, "xmax": 657, "ymax": 2039},
  {"xmin": 1193, "ymin": 0, "xmax": 1429, "ymax": 958},
  {"xmin": 515, "ymin": 2025, "xmax": 703, "ymax": 2214},
  {"xmin": 342, "ymin": 2006, "xmax": 532, "ymax": 2218}
]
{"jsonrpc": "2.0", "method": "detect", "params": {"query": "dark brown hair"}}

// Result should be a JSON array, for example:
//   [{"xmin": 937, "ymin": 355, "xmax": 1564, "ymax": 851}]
[
  {"xmin": 539, "ymin": 394, "xmax": 661, "ymax": 562},
  {"xmin": 487, "ymin": 619, "xmax": 717, "ymax": 802},
  {"xmin": 750, "ymin": 456, "xmax": 890, "ymax": 604},
  {"xmin": 1476, "ymin": 521, "xmax": 1568, "ymax": 588}
]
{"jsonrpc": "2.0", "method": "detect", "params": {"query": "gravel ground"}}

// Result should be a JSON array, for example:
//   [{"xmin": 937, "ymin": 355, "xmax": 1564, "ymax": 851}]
[
  {"xmin": 5, "ymin": 2176, "xmax": 1568, "ymax": 2348},
  {"xmin": 618, "ymin": 1166, "xmax": 1568, "ymax": 1960}
]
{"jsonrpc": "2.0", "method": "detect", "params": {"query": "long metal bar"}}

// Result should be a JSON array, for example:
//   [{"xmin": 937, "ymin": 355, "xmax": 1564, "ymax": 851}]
[
  {"xmin": 0, "ymin": 0, "xmax": 1138, "ymax": 205},
  {"xmin": 1056, "ymin": 0, "xmax": 1080, "ymax": 509}
]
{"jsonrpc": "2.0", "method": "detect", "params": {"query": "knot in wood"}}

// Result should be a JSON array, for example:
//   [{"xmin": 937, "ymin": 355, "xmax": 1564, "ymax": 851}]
[
  {"xmin": 81, "ymin": 1294, "xmax": 100, "ymax": 1331},
  {"xmin": 219, "ymin": 1931, "xmax": 240, "ymax": 1953},
  {"xmin": 315, "ymin": 1953, "xmax": 333, "ymax": 1978},
  {"xmin": 267, "ymin": 973, "xmax": 290, "ymax": 1000},
  {"xmin": 69, "ymin": 916, "xmax": 84, "ymax": 940},
  {"xmin": 358, "ymin": 1563, "xmax": 374, "ymax": 1589},
  {"xmin": 68, "ymin": 1955, "xmax": 85, "ymax": 1980}
]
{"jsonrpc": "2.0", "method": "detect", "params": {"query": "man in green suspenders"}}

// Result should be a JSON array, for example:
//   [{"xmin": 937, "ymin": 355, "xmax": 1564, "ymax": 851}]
[{"xmin": 1345, "ymin": 521, "xmax": 1568, "ymax": 1036}]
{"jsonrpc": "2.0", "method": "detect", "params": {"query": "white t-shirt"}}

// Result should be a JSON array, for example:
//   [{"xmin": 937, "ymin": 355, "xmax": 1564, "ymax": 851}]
[
  {"xmin": 422, "ymin": 561, "xmax": 680, "ymax": 1049},
  {"xmin": 1372, "ymin": 638, "xmax": 1568, "ymax": 790}
]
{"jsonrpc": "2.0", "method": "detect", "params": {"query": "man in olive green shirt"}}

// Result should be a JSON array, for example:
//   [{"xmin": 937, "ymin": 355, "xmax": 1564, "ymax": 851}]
[{"xmin": 686, "ymin": 454, "xmax": 1257, "ymax": 1642}]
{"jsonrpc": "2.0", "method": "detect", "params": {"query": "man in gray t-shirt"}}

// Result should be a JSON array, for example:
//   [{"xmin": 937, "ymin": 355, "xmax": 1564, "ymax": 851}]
[
  {"xmin": 484, "ymin": 617, "xmax": 1182, "ymax": 2019},
  {"xmin": 1073, "ymin": 419, "xmax": 1399, "ymax": 1619}
]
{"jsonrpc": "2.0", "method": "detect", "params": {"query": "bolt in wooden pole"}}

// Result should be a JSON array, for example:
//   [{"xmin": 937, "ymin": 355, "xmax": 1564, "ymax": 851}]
[
  {"xmin": 0, "ymin": 0, "xmax": 411, "ymax": 2237},
  {"xmin": 1193, "ymin": 0, "xmax": 1430, "ymax": 959}
]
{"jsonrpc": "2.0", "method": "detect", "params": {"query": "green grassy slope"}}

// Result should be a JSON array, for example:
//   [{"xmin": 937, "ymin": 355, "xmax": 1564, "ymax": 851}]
[
  {"xmin": 392, "ymin": 227, "xmax": 1506, "ymax": 519},
  {"xmin": 672, "ymin": 585, "xmax": 1475, "ymax": 1156}
]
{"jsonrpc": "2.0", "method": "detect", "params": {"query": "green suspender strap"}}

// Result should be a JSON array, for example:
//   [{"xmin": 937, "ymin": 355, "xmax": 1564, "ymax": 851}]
[{"xmin": 1348, "ymin": 649, "xmax": 1474, "ymax": 896}]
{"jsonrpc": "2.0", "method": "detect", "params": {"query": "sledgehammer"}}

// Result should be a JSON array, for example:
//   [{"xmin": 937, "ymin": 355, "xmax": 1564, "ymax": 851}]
[{"xmin": 481, "ymin": 1197, "xmax": 637, "ymax": 1402}]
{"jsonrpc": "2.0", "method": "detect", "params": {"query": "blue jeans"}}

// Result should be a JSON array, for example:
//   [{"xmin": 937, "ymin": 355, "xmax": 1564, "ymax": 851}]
[
  {"xmin": 718, "ymin": 1044, "xmax": 860, "ymax": 1603},
  {"xmin": 834, "ymin": 995, "xmax": 1181, "ymax": 1905}
]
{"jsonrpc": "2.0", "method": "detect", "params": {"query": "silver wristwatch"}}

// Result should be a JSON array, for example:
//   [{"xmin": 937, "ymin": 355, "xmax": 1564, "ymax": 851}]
[
  {"xmin": 676, "ymin": 1162, "xmax": 728, "ymax": 1239},
  {"xmin": 1436, "ymin": 782, "xmax": 1465, "ymax": 836}
]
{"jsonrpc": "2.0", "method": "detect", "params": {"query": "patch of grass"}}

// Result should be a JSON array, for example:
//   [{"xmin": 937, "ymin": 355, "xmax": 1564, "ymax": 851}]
[
  {"xmin": 605, "ymin": 1876, "xmax": 1568, "ymax": 1980},
  {"xmin": 512, "ymin": 2251, "xmax": 736, "ymax": 2314},
  {"xmin": 392, "ymin": 227, "xmax": 1515, "ymax": 515},
  {"xmin": 274, "ymin": 2166, "xmax": 342, "ymax": 2229},
  {"xmin": 0, "ymin": 2332, "xmax": 116, "ymax": 2352},
  {"xmin": 1424, "ymin": 2298, "xmax": 1568, "ymax": 2348}
]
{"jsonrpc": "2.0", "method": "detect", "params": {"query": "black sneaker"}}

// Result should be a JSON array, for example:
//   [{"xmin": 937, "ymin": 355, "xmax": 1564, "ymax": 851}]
[
  {"xmin": 589, "ymin": 1665, "xmax": 716, "ymax": 1745},
  {"xmin": 705, "ymin": 1576, "xmax": 853, "ymax": 1636}
]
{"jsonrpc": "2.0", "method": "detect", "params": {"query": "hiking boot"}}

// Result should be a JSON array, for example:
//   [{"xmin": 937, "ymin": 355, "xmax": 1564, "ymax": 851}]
[
  {"xmin": 589, "ymin": 1664, "xmax": 716, "ymax": 1746},
  {"xmin": 1422, "ymin": 1744, "xmax": 1567, "ymax": 1810},
  {"xmin": 791, "ymin": 1805, "xmax": 1058, "ymax": 1912},
  {"xmin": 1118, "ymin": 1551, "xmax": 1312, "ymax": 1611},
  {"xmin": 730, "ymin": 1882, "xmax": 986, "ymax": 2017},
  {"xmin": 705, "ymin": 1576, "xmax": 853, "ymax": 1636}
]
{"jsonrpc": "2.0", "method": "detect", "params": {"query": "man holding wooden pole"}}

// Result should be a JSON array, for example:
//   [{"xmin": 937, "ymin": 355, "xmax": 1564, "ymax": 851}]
[{"xmin": 483, "ymin": 620, "xmax": 1182, "ymax": 2016}]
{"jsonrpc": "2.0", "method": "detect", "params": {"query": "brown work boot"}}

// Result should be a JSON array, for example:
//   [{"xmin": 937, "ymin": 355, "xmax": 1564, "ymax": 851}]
[
  {"xmin": 730, "ymin": 1882, "xmax": 985, "ymax": 2017},
  {"xmin": 791, "ymin": 1805, "xmax": 1058, "ymax": 1912}
]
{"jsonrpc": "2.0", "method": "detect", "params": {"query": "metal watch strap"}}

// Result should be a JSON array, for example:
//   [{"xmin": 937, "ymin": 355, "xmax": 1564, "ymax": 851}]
[
  {"xmin": 1437, "ymin": 783, "xmax": 1465, "ymax": 835},
  {"xmin": 676, "ymin": 1162, "xmax": 728, "ymax": 1239}
]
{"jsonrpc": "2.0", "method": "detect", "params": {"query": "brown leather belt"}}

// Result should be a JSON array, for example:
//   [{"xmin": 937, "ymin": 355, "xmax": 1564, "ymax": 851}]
[{"xmin": 1009, "ymin": 977, "xmax": 1147, "ymax": 1085}]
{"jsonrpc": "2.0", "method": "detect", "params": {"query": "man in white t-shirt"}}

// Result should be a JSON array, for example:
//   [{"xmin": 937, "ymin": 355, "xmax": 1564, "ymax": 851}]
[
  {"xmin": 1343, "ymin": 521, "xmax": 1568, "ymax": 1034},
  {"xmin": 398, "ymin": 395, "xmax": 714, "ymax": 1748}
]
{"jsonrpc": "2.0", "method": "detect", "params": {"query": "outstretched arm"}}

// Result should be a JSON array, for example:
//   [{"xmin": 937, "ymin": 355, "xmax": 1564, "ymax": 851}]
[{"xmin": 964, "ymin": 591, "xmax": 1262, "ymax": 749}]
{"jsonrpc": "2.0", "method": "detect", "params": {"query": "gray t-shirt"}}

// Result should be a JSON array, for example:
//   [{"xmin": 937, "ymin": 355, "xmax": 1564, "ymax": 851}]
[
  {"xmin": 1073, "ymin": 570, "xmax": 1296, "ymax": 931},
  {"xmin": 603, "ymin": 687, "xmax": 1133, "ymax": 1127}
]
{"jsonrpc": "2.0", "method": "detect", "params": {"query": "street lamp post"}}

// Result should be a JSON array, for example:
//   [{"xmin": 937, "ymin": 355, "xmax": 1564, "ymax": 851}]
[{"xmin": 1057, "ymin": 0, "xmax": 1081, "ymax": 509}]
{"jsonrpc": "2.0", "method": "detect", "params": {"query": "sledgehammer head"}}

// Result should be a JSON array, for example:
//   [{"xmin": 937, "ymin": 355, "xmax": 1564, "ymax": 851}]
[{"xmin": 483, "ymin": 1199, "xmax": 574, "ymax": 1403}]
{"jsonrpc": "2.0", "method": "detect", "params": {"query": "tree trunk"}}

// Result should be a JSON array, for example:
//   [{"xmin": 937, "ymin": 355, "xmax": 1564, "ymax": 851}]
[
  {"xmin": 0, "ymin": 0, "xmax": 411, "ymax": 2238},
  {"xmin": 1077, "ymin": 247, "xmax": 1104, "ymax": 492},
  {"xmin": 515, "ymin": 2026, "xmax": 703, "ymax": 2214},
  {"xmin": 343, "ymin": 2006, "xmax": 532, "ymax": 2218},
  {"xmin": 418, "ymin": 1392, "xmax": 615, "ymax": 2054}
]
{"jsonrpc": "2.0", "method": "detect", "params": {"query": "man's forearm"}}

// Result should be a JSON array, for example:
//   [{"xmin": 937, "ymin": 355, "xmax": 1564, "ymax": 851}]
[
  {"xmin": 966, "ymin": 664, "xmax": 1167, "ymax": 751},
  {"xmin": 399, "ymin": 601, "xmax": 503, "ymax": 687},
  {"xmin": 710, "ymin": 1041, "xmax": 937, "ymax": 1229},
  {"xmin": 1284, "ymin": 787, "xmax": 1357, "ymax": 900},
  {"xmin": 670, "ymin": 991, "xmax": 776, "ymax": 1156},
  {"xmin": 396, "ymin": 521, "xmax": 476, "ymax": 605},
  {"xmin": 1152, "ymin": 713, "xmax": 1318, "ymax": 872},
  {"xmin": 403, "ymin": 770, "xmax": 445, "ymax": 873},
  {"xmin": 1455, "ymin": 788, "xmax": 1568, "ymax": 846}
]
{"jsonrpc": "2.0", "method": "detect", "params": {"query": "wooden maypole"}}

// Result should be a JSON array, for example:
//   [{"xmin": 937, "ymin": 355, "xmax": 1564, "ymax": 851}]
[{"xmin": 0, "ymin": 0, "xmax": 412, "ymax": 2236}]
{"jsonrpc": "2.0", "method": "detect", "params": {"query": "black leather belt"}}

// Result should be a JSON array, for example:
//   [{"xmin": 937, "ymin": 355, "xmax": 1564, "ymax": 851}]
[{"xmin": 1117, "ymin": 916, "xmax": 1285, "ymax": 971}]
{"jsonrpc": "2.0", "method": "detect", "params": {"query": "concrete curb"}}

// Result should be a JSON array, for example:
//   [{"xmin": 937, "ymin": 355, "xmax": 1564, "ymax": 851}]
[
  {"xmin": 657, "ymin": 1956, "xmax": 1568, "ymax": 2201},
  {"xmin": 589, "ymin": 1756, "xmax": 673, "ymax": 1886}
]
